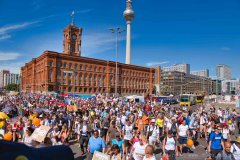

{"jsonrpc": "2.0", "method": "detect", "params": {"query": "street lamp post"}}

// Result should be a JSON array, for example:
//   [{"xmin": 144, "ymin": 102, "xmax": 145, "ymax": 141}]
[{"xmin": 109, "ymin": 28, "xmax": 125, "ymax": 97}]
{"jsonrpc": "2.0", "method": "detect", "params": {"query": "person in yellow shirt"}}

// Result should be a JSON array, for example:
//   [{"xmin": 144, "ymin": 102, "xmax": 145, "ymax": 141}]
[{"xmin": 155, "ymin": 114, "xmax": 164, "ymax": 136}]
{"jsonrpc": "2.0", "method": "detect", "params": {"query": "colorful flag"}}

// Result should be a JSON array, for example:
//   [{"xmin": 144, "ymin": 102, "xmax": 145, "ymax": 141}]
[{"xmin": 71, "ymin": 11, "xmax": 74, "ymax": 16}]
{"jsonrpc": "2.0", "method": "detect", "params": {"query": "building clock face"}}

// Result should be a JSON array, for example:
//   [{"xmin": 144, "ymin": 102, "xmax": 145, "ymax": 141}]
[{"xmin": 72, "ymin": 34, "xmax": 77, "ymax": 40}]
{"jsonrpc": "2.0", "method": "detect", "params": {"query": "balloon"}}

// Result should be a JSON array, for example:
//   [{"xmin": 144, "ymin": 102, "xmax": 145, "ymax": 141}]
[
  {"xmin": 0, "ymin": 121, "xmax": 5, "ymax": 128},
  {"xmin": 32, "ymin": 118, "xmax": 41, "ymax": 127},
  {"xmin": 4, "ymin": 132, "xmax": 13, "ymax": 141},
  {"xmin": 161, "ymin": 155, "xmax": 167, "ymax": 160},
  {"xmin": 15, "ymin": 155, "xmax": 29, "ymax": 160},
  {"xmin": 29, "ymin": 114, "xmax": 36, "ymax": 121},
  {"xmin": 187, "ymin": 138, "xmax": 194, "ymax": 148},
  {"xmin": 0, "ymin": 112, "xmax": 9, "ymax": 119}
]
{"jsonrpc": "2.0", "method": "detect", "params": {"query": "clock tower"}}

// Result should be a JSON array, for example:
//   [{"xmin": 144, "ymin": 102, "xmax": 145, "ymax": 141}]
[{"xmin": 63, "ymin": 24, "xmax": 82, "ymax": 56}]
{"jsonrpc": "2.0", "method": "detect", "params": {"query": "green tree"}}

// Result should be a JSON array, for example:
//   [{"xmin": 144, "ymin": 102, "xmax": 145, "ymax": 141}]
[{"xmin": 5, "ymin": 84, "xmax": 19, "ymax": 91}]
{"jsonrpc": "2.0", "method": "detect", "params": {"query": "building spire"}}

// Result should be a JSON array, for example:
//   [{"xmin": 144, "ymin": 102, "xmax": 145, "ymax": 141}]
[{"xmin": 71, "ymin": 11, "xmax": 75, "ymax": 25}]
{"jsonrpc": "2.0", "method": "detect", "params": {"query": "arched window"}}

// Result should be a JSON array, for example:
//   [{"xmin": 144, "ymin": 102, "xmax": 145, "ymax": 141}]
[
  {"xmin": 84, "ymin": 73, "xmax": 88, "ymax": 85},
  {"xmin": 69, "ymin": 63, "xmax": 72, "ymax": 69},
  {"xmin": 84, "ymin": 65, "xmax": 87, "ymax": 70},
  {"xmin": 74, "ymin": 64, "xmax": 78, "ymax": 70}
]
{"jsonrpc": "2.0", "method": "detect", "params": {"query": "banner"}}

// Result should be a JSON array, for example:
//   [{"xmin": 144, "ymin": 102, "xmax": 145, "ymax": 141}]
[
  {"xmin": 92, "ymin": 151, "xmax": 110, "ymax": 160},
  {"xmin": 31, "ymin": 125, "xmax": 50, "ymax": 143}
]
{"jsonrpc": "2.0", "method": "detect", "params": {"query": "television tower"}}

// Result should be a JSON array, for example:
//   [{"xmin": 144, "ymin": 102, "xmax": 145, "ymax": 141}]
[{"xmin": 123, "ymin": 0, "xmax": 135, "ymax": 64}]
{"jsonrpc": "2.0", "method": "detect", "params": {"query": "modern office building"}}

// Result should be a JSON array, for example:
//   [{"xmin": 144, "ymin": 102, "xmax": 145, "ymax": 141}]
[
  {"xmin": 0, "ymin": 70, "xmax": 10, "ymax": 88},
  {"xmin": 216, "ymin": 64, "xmax": 231, "ymax": 79},
  {"xmin": 160, "ymin": 71, "xmax": 212, "ymax": 95},
  {"xmin": 222, "ymin": 79, "xmax": 240, "ymax": 95},
  {"xmin": 162, "ymin": 64, "xmax": 190, "ymax": 74},
  {"xmin": 3, "ymin": 73, "xmax": 20, "ymax": 87},
  {"xmin": 191, "ymin": 69, "xmax": 209, "ymax": 78},
  {"xmin": 211, "ymin": 79, "xmax": 222, "ymax": 95}
]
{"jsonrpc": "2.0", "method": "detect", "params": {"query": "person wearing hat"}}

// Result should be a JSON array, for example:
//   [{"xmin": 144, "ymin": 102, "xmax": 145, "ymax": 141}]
[
  {"xmin": 231, "ymin": 136, "xmax": 240, "ymax": 160},
  {"xmin": 208, "ymin": 126, "xmax": 225, "ymax": 160},
  {"xmin": 166, "ymin": 117, "xmax": 178, "ymax": 137},
  {"xmin": 146, "ymin": 119, "xmax": 159, "ymax": 146},
  {"xmin": 222, "ymin": 123, "xmax": 230, "ymax": 142}
]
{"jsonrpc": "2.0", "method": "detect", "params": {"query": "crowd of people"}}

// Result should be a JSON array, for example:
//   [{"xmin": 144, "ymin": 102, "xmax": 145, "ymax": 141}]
[{"xmin": 0, "ymin": 93, "xmax": 240, "ymax": 160}]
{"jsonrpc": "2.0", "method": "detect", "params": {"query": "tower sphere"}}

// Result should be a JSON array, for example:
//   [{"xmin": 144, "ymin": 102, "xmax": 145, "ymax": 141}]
[{"xmin": 123, "ymin": 0, "xmax": 135, "ymax": 22}]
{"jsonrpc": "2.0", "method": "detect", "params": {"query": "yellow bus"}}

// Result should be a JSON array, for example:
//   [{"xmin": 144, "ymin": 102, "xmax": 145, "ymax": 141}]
[
  {"xmin": 196, "ymin": 95, "xmax": 204, "ymax": 103},
  {"xmin": 179, "ymin": 94, "xmax": 196, "ymax": 106}
]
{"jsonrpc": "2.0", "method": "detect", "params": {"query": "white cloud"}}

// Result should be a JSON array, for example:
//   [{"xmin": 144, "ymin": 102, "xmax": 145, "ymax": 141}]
[
  {"xmin": 20, "ymin": 29, "xmax": 125, "ymax": 58},
  {"xmin": 145, "ymin": 61, "xmax": 169, "ymax": 67},
  {"xmin": 82, "ymin": 32, "xmax": 125, "ymax": 56},
  {"xmin": 0, "ymin": 52, "xmax": 21, "ymax": 61},
  {"xmin": 220, "ymin": 47, "xmax": 230, "ymax": 51},
  {"xmin": 0, "ymin": 34, "xmax": 11, "ymax": 40},
  {"xmin": 76, "ymin": 9, "xmax": 93, "ymax": 14},
  {"xmin": 0, "ymin": 21, "xmax": 39, "ymax": 41}
]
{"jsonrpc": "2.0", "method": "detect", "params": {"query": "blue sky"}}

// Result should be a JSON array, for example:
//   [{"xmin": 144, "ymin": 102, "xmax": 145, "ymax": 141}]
[{"xmin": 0, "ymin": 0, "xmax": 239, "ymax": 78}]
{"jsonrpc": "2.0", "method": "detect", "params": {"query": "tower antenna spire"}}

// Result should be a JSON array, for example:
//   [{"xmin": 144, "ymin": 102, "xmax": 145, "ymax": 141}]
[{"xmin": 71, "ymin": 10, "xmax": 75, "ymax": 25}]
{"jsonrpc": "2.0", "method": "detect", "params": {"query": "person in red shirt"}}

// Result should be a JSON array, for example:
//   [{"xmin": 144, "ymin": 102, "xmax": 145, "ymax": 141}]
[
  {"xmin": 145, "ymin": 105, "xmax": 151, "ymax": 113},
  {"xmin": 17, "ymin": 117, "xmax": 25, "ymax": 139}
]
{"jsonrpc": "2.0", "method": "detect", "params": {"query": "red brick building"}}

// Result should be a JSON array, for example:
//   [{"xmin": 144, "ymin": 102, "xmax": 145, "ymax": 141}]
[{"xmin": 21, "ymin": 24, "xmax": 155, "ymax": 95}]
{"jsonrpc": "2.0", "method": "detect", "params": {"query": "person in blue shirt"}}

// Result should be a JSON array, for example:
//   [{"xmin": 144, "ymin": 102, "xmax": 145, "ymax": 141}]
[
  {"xmin": 101, "ymin": 107, "xmax": 108, "ymax": 119},
  {"xmin": 87, "ymin": 130, "xmax": 106, "ymax": 160},
  {"xmin": 208, "ymin": 126, "xmax": 225, "ymax": 160},
  {"xmin": 111, "ymin": 132, "xmax": 124, "ymax": 153}
]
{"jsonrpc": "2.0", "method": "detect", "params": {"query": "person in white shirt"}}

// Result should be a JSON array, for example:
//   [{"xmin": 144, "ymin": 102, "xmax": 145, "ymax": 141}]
[
  {"xmin": 217, "ymin": 108, "xmax": 222, "ymax": 118},
  {"xmin": 51, "ymin": 126, "xmax": 60, "ymax": 145},
  {"xmin": 143, "ymin": 145, "xmax": 156, "ymax": 160},
  {"xmin": 131, "ymin": 134, "xmax": 148, "ymax": 160},
  {"xmin": 231, "ymin": 136, "xmax": 240, "ymax": 160},
  {"xmin": 122, "ymin": 119, "xmax": 133, "ymax": 159},
  {"xmin": 200, "ymin": 113, "xmax": 207, "ymax": 138},
  {"xmin": 22, "ymin": 127, "xmax": 36, "ymax": 147},
  {"xmin": 222, "ymin": 124, "xmax": 230, "ymax": 141},
  {"xmin": 163, "ymin": 131, "xmax": 178, "ymax": 159},
  {"xmin": 146, "ymin": 119, "xmax": 159, "ymax": 146},
  {"xmin": 177, "ymin": 120, "xmax": 189, "ymax": 156}
]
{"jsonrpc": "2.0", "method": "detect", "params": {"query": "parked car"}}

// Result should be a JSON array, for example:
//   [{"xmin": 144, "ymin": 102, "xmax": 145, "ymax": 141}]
[
  {"xmin": 170, "ymin": 99, "xmax": 178, "ymax": 104},
  {"xmin": 162, "ymin": 99, "xmax": 170, "ymax": 105}
]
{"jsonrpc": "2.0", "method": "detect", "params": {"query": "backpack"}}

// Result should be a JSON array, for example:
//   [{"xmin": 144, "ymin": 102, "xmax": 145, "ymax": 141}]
[{"xmin": 171, "ymin": 122, "xmax": 177, "ymax": 133}]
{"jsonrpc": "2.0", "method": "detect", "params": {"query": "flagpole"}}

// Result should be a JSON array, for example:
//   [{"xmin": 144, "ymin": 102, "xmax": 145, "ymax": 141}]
[{"xmin": 71, "ymin": 11, "xmax": 75, "ymax": 25}]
